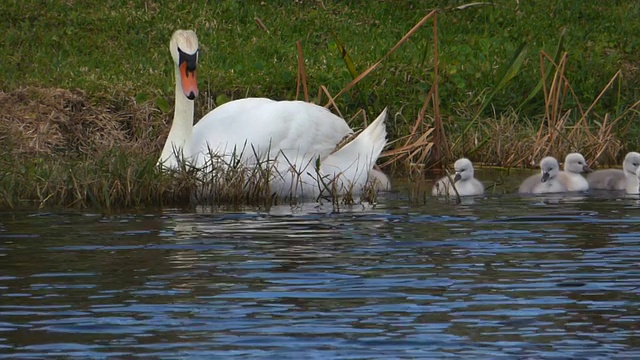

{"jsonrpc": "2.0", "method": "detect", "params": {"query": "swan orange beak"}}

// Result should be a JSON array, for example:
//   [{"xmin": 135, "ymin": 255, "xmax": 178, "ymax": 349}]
[{"xmin": 180, "ymin": 62, "xmax": 198, "ymax": 100}]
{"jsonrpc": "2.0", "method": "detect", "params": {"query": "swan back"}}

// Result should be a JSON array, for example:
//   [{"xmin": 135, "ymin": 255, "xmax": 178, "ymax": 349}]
[{"xmin": 190, "ymin": 99, "xmax": 352, "ymax": 168}]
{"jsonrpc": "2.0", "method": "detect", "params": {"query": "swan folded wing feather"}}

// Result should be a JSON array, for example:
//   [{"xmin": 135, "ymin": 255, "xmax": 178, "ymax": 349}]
[
  {"xmin": 189, "ymin": 98, "xmax": 352, "ymax": 170},
  {"xmin": 586, "ymin": 169, "xmax": 626, "ymax": 190},
  {"xmin": 432, "ymin": 176, "xmax": 454, "ymax": 196},
  {"xmin": 518, "ymin": 173, "xmax": 543, "ymax": 194},
  {"xmin": 558, "ymin": 171, "xmax": 589, "ymax": 192},
  {"xmin": 456, "ymin": 178, "xmax": 484, "ymax": 196},
  {"xmin": 320, "ymin": 108, "xmax": 387, "ymax": 192}
]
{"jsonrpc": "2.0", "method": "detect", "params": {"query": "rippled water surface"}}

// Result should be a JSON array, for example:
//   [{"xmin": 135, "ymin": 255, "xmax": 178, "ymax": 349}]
[{"xmin": 1, "ymin": 187, "xmax": 640, "ymax": 358}]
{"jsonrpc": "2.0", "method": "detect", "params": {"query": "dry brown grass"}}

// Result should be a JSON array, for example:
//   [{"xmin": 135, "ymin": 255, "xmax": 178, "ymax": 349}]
[
  {"xmin": 454, "ymin": 50, "xmax": 640, "ymax": 170},
  {"xmin": 526, "ymin": 51, "xmax": 639, "ymax": 167},
  {"xmin": 459, "ymin": 109, "xmax": 539, "ymax": 167},
  {"xmin": 0, "ymin": 86, "xmax": 166, "ymax": 157},
  {"xmin": 0, "ymin": 87, "xmax": 185, "ymax": 209}
]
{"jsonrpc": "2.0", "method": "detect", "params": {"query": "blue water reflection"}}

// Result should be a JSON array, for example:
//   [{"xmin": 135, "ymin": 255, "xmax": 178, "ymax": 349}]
[{"xmin": 0, "ymin": 191, "xmax": 639, "ymax": 358}]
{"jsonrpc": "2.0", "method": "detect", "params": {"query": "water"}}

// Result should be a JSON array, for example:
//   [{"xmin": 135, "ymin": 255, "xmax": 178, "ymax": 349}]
[{"xmin": 1, "ymin": 186, "xmax": 640, "ymax": 358}]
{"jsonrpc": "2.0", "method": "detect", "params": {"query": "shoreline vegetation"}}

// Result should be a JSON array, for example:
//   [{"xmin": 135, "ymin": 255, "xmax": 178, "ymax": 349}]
[{"xmin": 2, "ymin": 1, "xmax": 639, "ymax": 210}]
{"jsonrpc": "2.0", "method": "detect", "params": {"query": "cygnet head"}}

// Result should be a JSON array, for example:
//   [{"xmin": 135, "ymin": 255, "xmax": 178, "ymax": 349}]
[
  {"xmin": 539, "ymin": 156, "xmax": 560, "ymax": 182},
  {"xmin": 623, "ymin": 152, "xmax": 640, "ymax": 175},
  {"xmin": 453, "ymin": 158, "xmax": 474, "ymax": 182},
  {"xmin": 170, "ymin": 29, "xmax": 199, "ymax": 100},
  {"xmin": 564, "ymin": 153, "xmax": 592, "ymax": 174}
]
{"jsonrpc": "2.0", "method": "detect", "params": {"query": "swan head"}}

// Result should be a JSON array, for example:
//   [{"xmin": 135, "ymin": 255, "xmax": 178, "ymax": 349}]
[
  {"xmin": 453, "ymin": 158, "xmax": 474, "ymax": 182},
  {"xmin": 564, "ymin": 153, "xmax": 592, "ymax": 174},
  {"xmin": 539, "ymin": 156, "xmax": 559, "ymax": 183},
  {"xmin": 170, "ymin": 29, "xmax": 199, "ymax": 100},
  {"xmin": 623, "ymin": 151, "xmax": 640, "ymax": 175}
]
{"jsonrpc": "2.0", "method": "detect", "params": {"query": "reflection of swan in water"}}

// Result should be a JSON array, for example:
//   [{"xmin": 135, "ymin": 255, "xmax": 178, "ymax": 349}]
[
  {"xmin": 163, "ymin": 202, "xmax": 393, "ymax": 249},
  {"xmin": 160, "ymin": 204, "xmax": 394, "ymax": 291}
]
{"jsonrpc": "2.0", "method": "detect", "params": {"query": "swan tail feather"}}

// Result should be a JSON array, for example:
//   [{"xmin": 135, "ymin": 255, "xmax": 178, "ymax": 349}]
[{"xmin": 320, "ymin": 108, "xmax": 388, "ymax": 192}]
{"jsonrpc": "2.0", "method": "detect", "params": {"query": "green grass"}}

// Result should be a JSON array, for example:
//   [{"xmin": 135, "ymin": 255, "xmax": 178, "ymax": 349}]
[
  {"xmin": 3, "ymin": 1, "xmax": 639, "ymax": 118},
  {"xmin": 2, "ymin": 0, "xmax": 640, "ymax": 209}
]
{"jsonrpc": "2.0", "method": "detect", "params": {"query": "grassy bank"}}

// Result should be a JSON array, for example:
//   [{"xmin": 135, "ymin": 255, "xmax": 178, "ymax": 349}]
[{"xmin": 2, "ymin": 0, "xmax": 640, "ymax": 209}]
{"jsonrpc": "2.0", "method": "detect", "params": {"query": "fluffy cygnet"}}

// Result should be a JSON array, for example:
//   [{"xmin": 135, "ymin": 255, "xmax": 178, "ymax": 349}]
[
  {"xmin": 558, "ymin": 152, "xmax": 592, "ymax": 191},
  {"xmin": 518, "ymin": 156, "xmax": 569, "ymax": 194},
  {"xmin": 587, "ymin": 152, "xmax": 640, "ymax": 193},
  {"xmin": 432, "ymin": 158, "xmax": 484, "ymax": 197}
]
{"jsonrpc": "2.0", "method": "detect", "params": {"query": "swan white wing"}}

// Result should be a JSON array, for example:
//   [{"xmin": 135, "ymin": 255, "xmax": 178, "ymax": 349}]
[
  {"xmin": 558, "ymin": 171, "xmax": 588, "ymax": 192},
  {"xmin": 518, "ymin": 174, "xmax": 543, "ymax": 194},
  {"xmin": 457, "ymin": 178, "xmax": 484, "ymax": 196},
  {"xmin": 586, "ymin": 169, "xmax": 626, "ymax": 190},
  {"xmin": 432, "ymin": 177, "xmax": 483, "ymax": 196},
  {"xmin": 432, "ymin": 176, "xmax": 454, "ymax": 196},
  {"xmin": 189, "ymin": 99, "xmax": 352, "ymax": 168}
]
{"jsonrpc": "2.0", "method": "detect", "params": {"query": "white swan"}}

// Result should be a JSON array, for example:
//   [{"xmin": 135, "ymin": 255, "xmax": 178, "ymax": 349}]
[
  {"xmin": 587, "ymin": 152, "xmax": 640, "ymax": 194},
  {"xmin": 158, "ymin": 30, "xmax": 389, "ymax": 198},
  {"xmin": 518, "ymin": 156, "xmax": 568, "ymax": 194},
  {"xmin": 432, "ymin": 158, "xmax": 484, "ymax": 197},
  {"xmin": 558, "ymin": 152, "xmax": 592, "ymax": 191}
]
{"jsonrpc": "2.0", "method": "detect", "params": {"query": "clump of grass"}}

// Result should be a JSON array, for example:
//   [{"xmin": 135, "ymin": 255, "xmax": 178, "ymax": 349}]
[
  {"xmin": 0, "ymin": 147, "xmax": 380, "ymax": 210},
  {"xmin": 317, "ymin": 10, "xmax": 442, "ymax": 173},
  {"xmin": 448, "ymin": 49, "xmax": 640, "ymax": 170},
  {"xmin": 529, "ymin": 51, "xmax": 639, "ymax": 167},
  {"xmin": 0, "ymin": 85, "xmax": 383, "ymax": 210},
  {"xmin": 468, "ymin": 109, "xmax": 539, "ymax": 167},
  {"xmin": 0, "ymin": 87, "xmax": 165, "ymax": 156},
  {"xmin": 529, "ymin": 51, "xmax": 640, "ymax": 166},
  {"xmin": 0, "ymin": 150, "xmax": 184, "ymax": 209}
]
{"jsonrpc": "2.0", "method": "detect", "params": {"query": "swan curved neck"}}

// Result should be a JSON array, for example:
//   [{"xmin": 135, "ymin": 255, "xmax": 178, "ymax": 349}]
[
  {"xmin": 172, "ymin": 68, "xmax": 195, "ymax": 139},
  {"xmin": 157, "ymin": 67, "xmax": 195, "ymax": 168}
]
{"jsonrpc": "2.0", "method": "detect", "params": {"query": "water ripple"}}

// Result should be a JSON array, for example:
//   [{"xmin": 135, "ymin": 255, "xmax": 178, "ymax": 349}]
[{"xmin": 0, "ymin": 195, "xmax": 639, "ymax": 357}]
